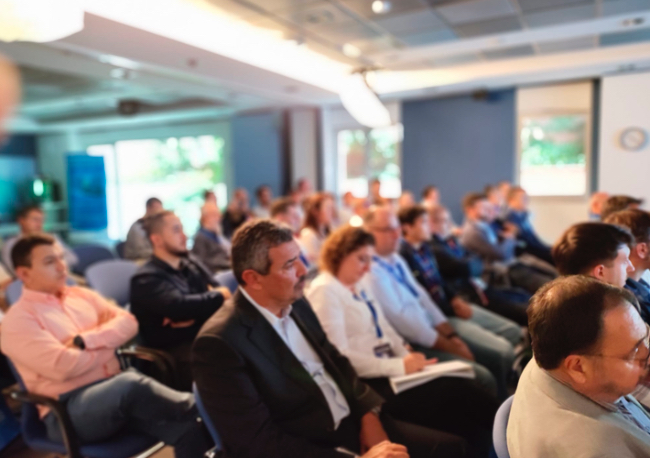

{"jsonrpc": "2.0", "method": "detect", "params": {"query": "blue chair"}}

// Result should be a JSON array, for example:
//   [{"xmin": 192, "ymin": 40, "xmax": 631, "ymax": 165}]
[
  {"xmin": 192, "ymin": 383, "xmax": 223, "ymax": 454},
  {"xmin": 7, "ymin": 359, "xmax": 162, "ymax": 458},
  {"xmin": 6, "ymin": 278, "xmax": 77, "ymax": 306},
  {"xmin": 72, "ymin": 245, "xmax": 115, "ymax": 275},
  {"xmin": 115, "ymin": 241, "xmax": 127, "ymax": 259},
  {"xmin": 214, "ymin": 270, "xmax": 238, "ymax": 294},
  {"xmin": 86, "ymin": 260, "xmax": 139, "ymax": 307},
  {"xmin": 493, "ymin": 395, "xmax": 514, "ymax": 458}
]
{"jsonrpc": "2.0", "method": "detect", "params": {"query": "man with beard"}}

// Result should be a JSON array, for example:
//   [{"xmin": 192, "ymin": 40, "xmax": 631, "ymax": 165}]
[
  {"xmin": 508, "ymin": 276, "xmax": 650, "ymax": 457},
  {"xmin": 130, "ymin": 211, "xmax": 231, "ymax": 389}
]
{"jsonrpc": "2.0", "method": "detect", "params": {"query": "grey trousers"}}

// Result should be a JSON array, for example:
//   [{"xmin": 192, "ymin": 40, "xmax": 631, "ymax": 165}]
[{"xmin": 44, "ymin": 369, "xmax": 210, "ymax": 458}]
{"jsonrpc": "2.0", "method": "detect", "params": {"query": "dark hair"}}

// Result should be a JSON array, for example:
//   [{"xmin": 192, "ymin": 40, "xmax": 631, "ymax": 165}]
[
  {"xmin": 231, "ymin": 220, "xmax": 295, "ymax": 285},
  {"xmin": 11, "ymin": 234, "xmax": 55, "ymax": 269},
  {"xmin": 529, "ymin": 275, "xmax": 639, "ymax": 370},
  {"xmin": 421, "ymin": 185, "xmax": 438, "ymax": 199},
  {"xmin": 303, "ymin": 192, "xmax": 332, "ymax": 232},
  {"xmin": 462, "ymin": 192, "xmax": 488, "ymax": 210},
  {"xmin": 142, "ymin": 210, "xmax": 175, "ymax": 239},
  {"xmin": 145, "ymin": 197, "xmax": 162, "ymax": 210},
  {"xmin": 397, "ymin": 205, "xmax": 427, "ymax": 227},
  {"xmin": 484, "ymin": 184, "xmax": 496, "ymax": 195},
  {"xmin": 203, "ymin": 190, "xmax": 215, "ymax": 200},
  {"xmin": 506, "ymin": 185, "xmax": 525, "ymax": 202},
  {"xmin": 255, "ymin": 185, "xmax": 270, "ymax": 199},
  {"xmin": 17, "ymin": 205, "xmax": 42, "ymax": 220},
  {"xmin": 601, "ymin": 195, "xmax": 644, "ymax": 221},
  {"xmin": 270, "ymin": 197, "xmax": 296, "ymax": 218},
  {"xmin": 552, "ymin": 222, "xmax": 634, "ymax": 275},
  {"xmin": 604, "ymin": 209, "xmax": 650, "ymax": 244},
  {"xmin": 320, "ymin": 225, "xmax": 375, "ymax": 275}
]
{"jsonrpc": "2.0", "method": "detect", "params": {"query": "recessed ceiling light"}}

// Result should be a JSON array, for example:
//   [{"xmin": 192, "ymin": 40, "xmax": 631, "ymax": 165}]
[
  {"xmin": 372, "ymin": 1, "xmax": 392, "ymax": 14},
  {"xmin": 343, "ymin": 43, "xmax": 361, "ymax": 58}
]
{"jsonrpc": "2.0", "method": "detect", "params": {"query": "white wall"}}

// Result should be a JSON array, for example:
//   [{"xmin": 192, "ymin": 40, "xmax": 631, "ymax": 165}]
[
  {"xmin": 599, "ymin": 71, "xmax": 650, "ymax": 205},
  {"xmin": 288, "ymin": 108, "xmax": 318, "ymax": 190},
  {"xmin": 516, "ymin": 81, "xmax": 593, "ymax": 244}
]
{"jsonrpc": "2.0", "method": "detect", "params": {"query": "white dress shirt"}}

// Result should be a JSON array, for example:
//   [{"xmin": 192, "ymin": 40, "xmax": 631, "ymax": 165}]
[
  {"xmin": 361, "ymin": 253, "xmax": 448, "ymax": 348},
  {"xmin": 239, "ymin": 287, "xmax": 350, "ymax": 429},
  {"xmin": 306, "ymin": 272, "xmax": 408, "ymax": 379},
  {"xmin": 298, "ymin": 227, "xmax": 325, "ymax": 265}
]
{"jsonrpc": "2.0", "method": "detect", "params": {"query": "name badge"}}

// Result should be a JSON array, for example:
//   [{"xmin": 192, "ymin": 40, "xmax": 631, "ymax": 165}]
[{"xmin": 373, "ymin": 343, "xmax": 395, "ymax": 358}]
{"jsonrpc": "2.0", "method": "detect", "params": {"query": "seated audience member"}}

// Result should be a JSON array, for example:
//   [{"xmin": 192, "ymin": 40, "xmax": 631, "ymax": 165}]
[
  {"xmin": 191, "ymin": 204, "xmax": 231, "ymax": 274},
  {"xmin": 299, "ymin": 192, "xmax": 335, "ymax": 265},
  {"xmin": 398, "ymin": 205, "xmax": 520, "ymax": 399},
  {"xmin": 362, "ymin": 206, "xmax": 498, "ymax": 395},
  {"xmin": 484, "ymin": 184, "xmax": 506, "ymax": 224},
  {"xmin": 460, "ymin": 192, "xmax": 554, "ymax": 294},
  {"xmin": 508, "ymin": 276, "xmax": 650, "ymax": 458},
  {"xmin": 203, "ymin": 190, "xmax": 217, "ymax": 208},
  {"xmin": 193, "ymin": 220, "xmax": 463, "ymax": 458},
  {"xmin": 369, "ymin": 178, "xmax": 387, "ymax": 206},
  {"xmin": 307, "ymin": 225, "xmax": 500, "ymax": 457},
  {"xmin": 338, "ymin": 191, "xmax": 356, "ymax": 226},
  {"xmin": 222, "ymin": 188, "xmax": 251, "ymax": 239},
  {"xmin": 252, "ymin": 185, "xmax": 273, "ymax": 219},
  {"xmin": 588, "ymin": 191, "xmax": 609, "ymax": 220},
  {"xmin": 130, "ymin": 211, "xmax": 231, "ymax": 389},
  {"xmin": 421, "ymin": 185, "xmax": 439, "ymax": 210},
  {"xmin": 603, "ymin": 210, "xmax": 650, "ymax": 323},
  {"xmin": 505, "ymin": 186, "xmax": 554, "ymax": 265},
  {"xmin": 270, "ymin": 197, "xmax": 312, "ymax": 268},
  {"xmin": 398, "ymin": 191, "xmax": 415, "ymax": 209},
  {"xmin": 2, "ymin": 205, "xmax": 78, "ymax": 273},
  {"xmin": 1, "ymin": 235, "xmax": 210, "ymax": 457},
  {"xmin": 601, "ymin": 194, "xmax": 644, "ymax": 221},
  {"xmin": 552, "ymin": 222, "xmax": 634, "ymax": 288},
  {"xmin": 428, "ymin": 205, "xmax": 530, "ymax": 326},
  {"xmin": 124, "ymin": 197, "xmax": 163, "ymax": 261}
]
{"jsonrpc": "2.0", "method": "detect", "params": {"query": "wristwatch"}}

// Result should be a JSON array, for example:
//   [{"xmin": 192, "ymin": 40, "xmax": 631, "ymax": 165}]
[{"xmin": 73, "ymin": 335, "xmax": 86, "ymax": 350}]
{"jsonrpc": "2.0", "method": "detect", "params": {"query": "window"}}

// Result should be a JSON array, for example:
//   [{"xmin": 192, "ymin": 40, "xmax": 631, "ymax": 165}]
[
  {"xmin": 519, "ymin": 114, "xmax": 588, "ymax": 196},
  {"xmin": 88, "ymin": 135, "xmax": 227, "ymax": 240},
  {"xmin": 337, "ymin": 125, "xmax": 402, "ymax": 198}
]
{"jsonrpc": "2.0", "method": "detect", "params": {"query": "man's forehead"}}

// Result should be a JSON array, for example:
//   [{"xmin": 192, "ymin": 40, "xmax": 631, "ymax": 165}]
[
  {"xmin": 602, "ymin": 303, "xmax": 646, "ymax": 347},
  {"xmin": 269, "ymin": 240, "xmax": 299, "ymax": 261},
  {"xmin": 33, "ymin": 243, "xmax": 61, "ymax": 257}
]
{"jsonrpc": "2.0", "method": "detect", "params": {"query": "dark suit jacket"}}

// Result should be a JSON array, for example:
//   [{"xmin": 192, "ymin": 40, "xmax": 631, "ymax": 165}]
[
  {"xmin": 130, "ymin": 255, "xmax": 224, "ymax": 349},
  {"xmin": 192, "ymin": 291, "xmax": 384, "ymax": 458},
  {"xmin": 430, "ymin": 235, "xmax": 484, "ymax": 280}
]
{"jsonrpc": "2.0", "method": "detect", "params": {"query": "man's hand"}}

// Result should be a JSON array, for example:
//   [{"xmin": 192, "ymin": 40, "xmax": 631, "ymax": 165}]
[
  {"xmin": 361, "ymin": 441, "xmax": 409, "ymax": 458},
  {"xmin": 433, "ymin": 335, "xmax": 475, "ymax": 361},
  {"xmin": 359, "ymin": 411, "xmax": 389, "ymax": 454},
  {"xmin": 403, "ymin": 352, "xmax": 438, "ymax": 374},
  {"xmin": 162, "ymin": 318, "xmax": 196, "ymax": 328},
  {"xmin": 501, "ymin": 223, "xmax": 518, "ymax": 239},
  {"xmin": 214, "ymin": 286, "xmax": 232, "ymax": 300},
  {"xmin": 451, "ymin": 297, "xmax": 473, "ymax": 319}
]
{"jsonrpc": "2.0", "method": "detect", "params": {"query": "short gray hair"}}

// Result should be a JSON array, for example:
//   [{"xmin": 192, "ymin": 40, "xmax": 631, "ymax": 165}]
[{"xmin": 231, "ymin": 219, "xmax": 295, "ymax": 285}]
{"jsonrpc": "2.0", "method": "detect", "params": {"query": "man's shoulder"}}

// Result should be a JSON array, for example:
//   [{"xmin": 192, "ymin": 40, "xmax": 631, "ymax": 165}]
[{"xmin": 196, "ymin": 295, "xmax": 248, "ymax": 342}]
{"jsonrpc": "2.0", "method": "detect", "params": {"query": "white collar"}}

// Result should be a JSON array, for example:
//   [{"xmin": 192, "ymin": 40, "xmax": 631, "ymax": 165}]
[{"xmin": 240, "ymin": 287, "xmax": 292, "ymax": 327}]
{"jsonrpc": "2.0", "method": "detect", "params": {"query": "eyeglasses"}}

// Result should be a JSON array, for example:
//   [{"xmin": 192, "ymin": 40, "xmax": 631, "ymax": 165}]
[{"xmin": 584, "ymin": 323, "xmax": 650, "ymax": 369}]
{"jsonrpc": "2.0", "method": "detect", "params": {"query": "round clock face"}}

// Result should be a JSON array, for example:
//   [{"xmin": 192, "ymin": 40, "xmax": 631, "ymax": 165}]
[{"xmin": 620, "ymin": 127, "xmax": 648, "ymax": 151}]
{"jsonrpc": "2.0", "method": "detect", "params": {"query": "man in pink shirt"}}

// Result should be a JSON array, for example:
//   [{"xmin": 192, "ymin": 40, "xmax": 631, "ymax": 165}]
[{"xmin": 1, "ymin": 234, "xmax": 210, "ymax": 457}]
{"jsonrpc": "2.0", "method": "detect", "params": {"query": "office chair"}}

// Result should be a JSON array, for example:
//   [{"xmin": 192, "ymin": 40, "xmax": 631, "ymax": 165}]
[
  {"xmin": 493, "ymin": 395, "xmax": 514, "ymax": 458},
  {"xmin": 72, "ymin": 244, "xmax": 115, "ymax": 275},
  {"xmin": 86, "ymin": 260, "xmax": 139, "ymax": 307},
  {"xmin": 192, "ymin": 383, "xmax": 224, "ymax": 457}
]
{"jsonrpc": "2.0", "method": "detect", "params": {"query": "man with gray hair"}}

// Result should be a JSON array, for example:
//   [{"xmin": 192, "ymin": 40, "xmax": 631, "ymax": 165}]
[{"xmin": 192, "ymin": 220, "xmax": 467, "ymax": 458}]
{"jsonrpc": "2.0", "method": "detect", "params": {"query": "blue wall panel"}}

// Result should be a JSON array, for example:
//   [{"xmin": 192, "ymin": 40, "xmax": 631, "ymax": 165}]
[
  {"xmin": 402, "ymin": 90, "xmax": 516, "ymax": 222},
  {"xmin": 0, "ymin": 135, "xmax": 37, "ymax": 221},
  {"xmin": 231, "ymin": 112, "xmax": 284, "ymax": 199}
]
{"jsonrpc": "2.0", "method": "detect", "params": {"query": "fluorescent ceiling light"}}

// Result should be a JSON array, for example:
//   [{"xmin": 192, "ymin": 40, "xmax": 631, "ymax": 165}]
[
  {"xmin": 342, "ymin": 43, "xmax": 361, "ymax": 58},
  {"xmin": 340, "ymin": 73, "xmax": 392, "ymax": 128},
  {"xmin": 372, "ymin": 1, "xmax": 392, "ymax": 14},
  {"xmin": 83, "ymin": 0, "xmax": 351, "ymax": 93},
  {"xmin": 0, "ymin": 0, "xmax": 84, "ymax": 43}
]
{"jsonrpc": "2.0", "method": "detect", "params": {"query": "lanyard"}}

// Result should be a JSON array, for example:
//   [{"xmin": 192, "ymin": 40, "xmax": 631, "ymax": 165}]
[
  {"xmin": 353, "ymin": 290, "xmax": 383, "ymax": 339},
  {"xmin": 373, "ymin": 256, "xmax": 419, "ymax": 298},
  {"xmin": 299, "ymin": 251, "xmax": 310, "ymax": 268}
]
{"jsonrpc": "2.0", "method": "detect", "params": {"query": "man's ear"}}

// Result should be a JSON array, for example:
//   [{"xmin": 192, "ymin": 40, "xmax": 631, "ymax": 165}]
[
  {"xmin": 241, "ymin": 269, "xmax": 262, "ymax": 290},
  {"xmin": 149, "ymin": 233, "xmax": 161, "ymax": 248},
  {"xmin": 14, "ymin": 265, "xmax": 29, "ymax": 283},
  {"xmin": 590, "ymin": 264, "xmax": 606, "ymax": 281},
  {"xmin": 636, "ymin": 242, "xmax": 649, "ymax": 261},
  {"xmin": 563, "ymin": 355, "xmax": 589, "ymax": 385}
]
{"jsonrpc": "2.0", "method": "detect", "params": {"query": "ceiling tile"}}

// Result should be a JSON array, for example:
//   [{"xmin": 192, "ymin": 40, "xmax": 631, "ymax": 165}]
[
  {"xmin": 243, "ymin": 0, "xmax": 322, "ymax": 12},
  {"xmin": 600, "ymin": 28, "xmax": 650, "ymax": 46},
  {"xmin": 454, "ymin": 15, "xmax": 522, "ymax": 37},
  {"xmin": 308, "ymin": 19, "xmax": 382, "ymax": 44},
  {"xmin": 338, "ymin": 0, "xmax": 428, "ymax": 18},
  {"xmin": 432, "ymin": 53, "xmax": 481, "ymax": 66},
  {"xmin": 483, "ymin": 44, "xmax": 536, "ymax": 59},
  {"xmin": 524, "ymin": 4, "xmax": 596, "ymax": 28},
  {"xmin": 518, "ymin": 0, "xmax": 593, "ymax": 13},
  {"xmin": 537, "ymin": 36, "xmax": 596, "ymax": 53},
  {"xmin": 273, "ymin": 1, "xmax": 355, "ymax": 27},
  {"xmin": 436, "ymin": 0, "xmax": 517, "ymax": 25},
  {"xmin": 399, "ymin": 28, "xmax": 457, "ymax": 46},
  {"xmin": 374, "ymin": 10, "xmax": 447, "ymax": 36},
  {"xmin": 602, "ymin": 0, "xmax": 650, "ymax": 16}
]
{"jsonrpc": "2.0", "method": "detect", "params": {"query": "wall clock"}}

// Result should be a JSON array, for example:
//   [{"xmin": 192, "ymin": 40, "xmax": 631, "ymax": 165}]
[{"xmin": 620, "ymin": 127, "xmax": 648, "ymax": 151}]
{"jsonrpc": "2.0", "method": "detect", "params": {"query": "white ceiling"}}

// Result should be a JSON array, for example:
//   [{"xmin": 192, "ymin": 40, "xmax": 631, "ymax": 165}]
[{"xmin": 1, "ymin": 0, "xmax": 650, "ymax": 132}]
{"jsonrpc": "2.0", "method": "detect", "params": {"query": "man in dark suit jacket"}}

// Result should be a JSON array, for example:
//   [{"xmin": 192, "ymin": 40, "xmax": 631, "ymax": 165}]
[{"xmin": 192, "ymin": 220, "xmax": 466, "ymax": 458}]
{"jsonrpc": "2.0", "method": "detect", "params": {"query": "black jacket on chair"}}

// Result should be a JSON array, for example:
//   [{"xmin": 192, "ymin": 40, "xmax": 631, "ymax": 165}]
[{"xmin": 191, "ymin": 291, "xmax": 384, "ymax": 458}]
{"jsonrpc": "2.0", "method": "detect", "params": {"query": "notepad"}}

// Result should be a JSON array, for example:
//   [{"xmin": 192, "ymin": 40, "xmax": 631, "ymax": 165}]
[{"xmin": 389, "ymin": 361, "xmax": 475, "ymax": 394}]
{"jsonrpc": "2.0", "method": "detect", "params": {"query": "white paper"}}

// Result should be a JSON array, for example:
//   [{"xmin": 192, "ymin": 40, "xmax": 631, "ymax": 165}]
[{"xmin": 389, "ymin": 361, "xmax": 475, "ymax": 394}]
